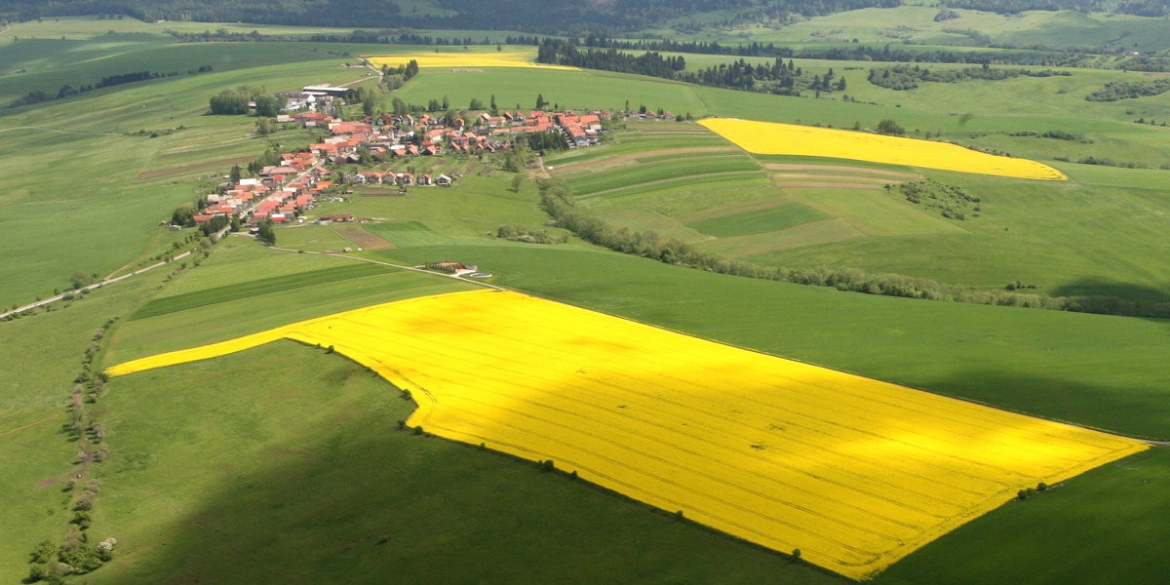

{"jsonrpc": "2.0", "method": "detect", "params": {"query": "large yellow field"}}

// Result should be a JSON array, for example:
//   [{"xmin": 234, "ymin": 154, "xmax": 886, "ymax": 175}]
[
  {"xmin": 700, "ymin": 117, "xmax": 1067, "ymax": 181},
  {"xmin": 367, "ymin": 49, "xmax": 576, "ymax": 70},
  {"xmin": 107, "ymin": 290, "xmax": 1143, "ymax": 579}
]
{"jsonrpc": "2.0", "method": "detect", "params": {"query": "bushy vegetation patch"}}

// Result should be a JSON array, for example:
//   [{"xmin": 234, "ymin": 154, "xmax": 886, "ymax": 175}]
[
  {"xmin": 867, "ymin": 64, "xmax": 1067, "ymax": 91},
  {"xmin": 886, "ymin": 180, "xmax": 981, "ymax": 220},
  {"xmin": 1085, "ymin": 79, "xmax": 1170, "ymax": 102}
]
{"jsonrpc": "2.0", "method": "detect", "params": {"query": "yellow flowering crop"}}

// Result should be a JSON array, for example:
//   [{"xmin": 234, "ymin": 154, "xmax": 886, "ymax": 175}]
[
  {"xmin": 367, "ymin": 49, "xmax": 576, "ymax": 70},
  {"xmin": 107, "ymin": 290, "xmax": 1142, "ymax": 579},
  {"xmin": 700, "ymin": 118, "xmax": 1067, "ymax": 181}
]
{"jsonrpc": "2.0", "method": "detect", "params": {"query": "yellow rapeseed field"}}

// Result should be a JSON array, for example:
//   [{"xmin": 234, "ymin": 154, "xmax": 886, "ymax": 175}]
[
  {"xmin": 367, "ymin": 49, "xmax": 576, "ymax": 70},
  {"xmin": 700, "ymin": 117, "xmax": 1067, "ymax": 181},
  {"xmin": 107, "ymin": 290, "xmax": 1143, "ymax": 579}
]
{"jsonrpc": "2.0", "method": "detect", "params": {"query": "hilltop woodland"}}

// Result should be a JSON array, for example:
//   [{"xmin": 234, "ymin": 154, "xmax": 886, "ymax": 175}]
[
  {"xmin": 538, "ymin": 39, "xmax": 847, "ymax": 96},
  {"xmin": 0, "ymin": 0, "xmax": 901, "ymax": 31}
]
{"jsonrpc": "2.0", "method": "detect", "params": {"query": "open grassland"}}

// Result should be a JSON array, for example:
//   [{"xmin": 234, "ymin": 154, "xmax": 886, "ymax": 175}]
[
  {"xmin": 86, "ymin": 340, "xmax": 843, "ymax": 585},
  {"xmin": 0, "ymin": 56, "xmax": 362, "ymax": 308},
  {"xmin": 368, "ymin": 48, "xmax": 575, "ymax": 70},
  {"xmin": 107, "ymin": 290, "xmax": 1146, "ymax": 579},
  {"xmin": 700, "ymin": 118, "xmax": 1066, "ymax": 180},
  {"xmin": 874, "ymin": 446, "xmax": 1170, "ymax": 585},
  {"xmin": 571, "ymin": 154, "xmax": 764, "ymax": 197},
  {"xmin": 651, "ymin": 5, "xmax": 1170, "ymax": 54},
  {"xmin": 129, "ymin": 263, "xmax": 395, "ymax": 320}
]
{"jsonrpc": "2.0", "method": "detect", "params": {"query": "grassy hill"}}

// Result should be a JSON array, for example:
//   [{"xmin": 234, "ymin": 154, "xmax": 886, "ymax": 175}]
[{"xmin": 2, "ymin": 17, "xmax": 1170, "ymax": 585}]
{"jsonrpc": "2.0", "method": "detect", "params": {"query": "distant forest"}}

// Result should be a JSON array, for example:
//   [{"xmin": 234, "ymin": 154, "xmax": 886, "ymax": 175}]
[
  {"xmin": 0, "ymin": 0, "xmax": 901, "ymax": 32},
  {"xmin": 940, "ymin": 0, "xmax": 1169, "ymax": 17}
]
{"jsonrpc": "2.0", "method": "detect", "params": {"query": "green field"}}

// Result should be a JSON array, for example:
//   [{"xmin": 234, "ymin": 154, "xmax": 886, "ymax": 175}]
[
  {"xmin": 4, "ymin": 14, "xmax": 1170, "ymax": 585},
  {"xmin": 687, "ymin": 203, "xmax": 832, "ymax": 238}
]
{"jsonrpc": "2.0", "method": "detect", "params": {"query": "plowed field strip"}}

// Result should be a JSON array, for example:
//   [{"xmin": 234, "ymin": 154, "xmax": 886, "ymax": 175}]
[
  {"xmin": 775, "ymin": 181, "xmax": 885, "ymax": 190},
  {"xmin": 764, "ymin": 163, "xmax": 923, "ymax": 180},
  {"xmin": 551, "ymin": 147, "xmax": 740, "ymax": 173},
  {"xmin": 772, "ymin": 173, "xmax": 906, "ymax": 184}
]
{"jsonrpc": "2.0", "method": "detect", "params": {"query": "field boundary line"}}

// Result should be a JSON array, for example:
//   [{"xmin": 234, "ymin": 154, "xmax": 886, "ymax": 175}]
[{"xmin": 0, "ymin": 126, "xmax": 122, "ymax": 137}]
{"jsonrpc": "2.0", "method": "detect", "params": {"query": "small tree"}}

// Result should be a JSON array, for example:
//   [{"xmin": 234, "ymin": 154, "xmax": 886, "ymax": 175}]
[
  {"xmin": 877, "ymin": 118, "xmax": 905, "ymax": 135},
  {"xmin": 256, "ymin": 219, "xmax": 276, "ymax": 245}
]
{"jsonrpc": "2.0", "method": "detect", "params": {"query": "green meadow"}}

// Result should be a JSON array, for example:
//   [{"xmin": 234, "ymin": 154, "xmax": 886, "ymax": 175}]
[{"xmin": 3, "ymin": 15, "xmax": 1170, "ymax": 585}]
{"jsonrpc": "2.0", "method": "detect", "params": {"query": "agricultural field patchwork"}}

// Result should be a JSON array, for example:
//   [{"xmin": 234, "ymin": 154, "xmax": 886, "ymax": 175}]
[
  {"xmin": 106, "ymin": 290, "xmax": 1147, "ymax": 580},
  {"xmin": 700, "ymin": 118, "xmax": 1067, "ymax": 181}
]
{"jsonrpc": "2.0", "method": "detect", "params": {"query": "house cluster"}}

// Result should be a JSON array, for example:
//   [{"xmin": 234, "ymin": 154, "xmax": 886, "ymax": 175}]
[
  {"xmin": 194, "ymin": 152, "xmax": 332, "ymax": 227},
  {"xmin": 284, "ymin": 107, "xmax": 607, "ymax": 167}
]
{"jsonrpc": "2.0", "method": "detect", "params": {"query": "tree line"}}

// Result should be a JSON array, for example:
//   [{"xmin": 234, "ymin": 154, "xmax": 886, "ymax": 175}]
[
  {"xmin": 537, "ymin": 39, "xmax": 848, "ymax": 96},
  {"xmin": 8, "ymin": 66, "xmax": 213, "ymax": 109},
  {"xmin": 537, "ymin": 178, "xmax": 1170, "ymax": 319},
  {"xmin": 543, "ymin": 34, "xmax": 1093, "ymax": 67},
  {"xmin": 864, "ymin": 64, "xmax": 1069, "ymax": 90},
  {"xmin": 941, "ymin": 0, "xmax": 1168, "ymax": 17}
]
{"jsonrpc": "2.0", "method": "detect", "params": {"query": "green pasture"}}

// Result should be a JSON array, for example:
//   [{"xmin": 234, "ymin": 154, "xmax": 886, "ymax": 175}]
[
  {"xmin": 687, "ymin": 203, "xmax": 831, "ymax": 238},
  {"xmin": 314, "ymin": 174, "xmax": 563, "ymax": 245},
  {"xmin": 751, "ymin": 170, "xmax": 1170, "ymax": 296},
  {"xmin": 663, "ymin": 5, "xmax": 1170, "ymax": 53},
  {"xmin": 129, "ymin": 263, "xmax": 394, "ymax": 320},
  {"xmin": 0, "ymin": 56, "xmax": 358, "ymax": 308},
  {"xmin": 569, "ymin": 154, "xmax": 763, "ymax": 197},
  {"xmin": 0, "ymin": 268, "xmax": 169, "ymax": 585},
  {"xmin": 875, "ymin": 447, "xmax": 1170, "ymax": 585},
  {"xmin": 544, "ymin": 123, "xmax": 1170, "ymax": 299}
]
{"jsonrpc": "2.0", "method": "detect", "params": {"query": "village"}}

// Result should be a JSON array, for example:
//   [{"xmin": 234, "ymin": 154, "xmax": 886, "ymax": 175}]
[{"xmin": 189, "ymin": 84, "xmax": 610, "ymax": 230}]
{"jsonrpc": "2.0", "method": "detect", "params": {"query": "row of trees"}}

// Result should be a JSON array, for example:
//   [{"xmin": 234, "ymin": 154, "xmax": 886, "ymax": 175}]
[
  {"xmin": 8, "ymin": 67, "xmax": 213, "ymax": 109},
  {"xmin": 537, "ymin": 39, "xmax": 842, "ymax": 96},
  {"xmin": 28, "ymin": 318, "xmax": 121, "ymax": 582}
]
